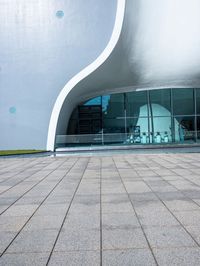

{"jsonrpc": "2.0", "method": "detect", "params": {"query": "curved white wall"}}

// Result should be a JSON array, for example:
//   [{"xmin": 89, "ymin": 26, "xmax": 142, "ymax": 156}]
[
  {"xmin": 48, "ymin": 0, "xmax": 200, "ymax": 150},
  {"xmin": 46, "ymin": 0, "xmax": 126, "ymax": 150},
  {"xmin": 0, "ymin": 0, "xmax": 117, "ymax": 150},
  {"xmin": 2, "ymin": 0, "xmax": 200, "ymax": 150}
]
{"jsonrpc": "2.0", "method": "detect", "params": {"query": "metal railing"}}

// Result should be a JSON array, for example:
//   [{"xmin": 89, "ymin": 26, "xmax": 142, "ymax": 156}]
[{"xmin": 55, "ymin": 130, "xmax": 198, "ymax": 148}]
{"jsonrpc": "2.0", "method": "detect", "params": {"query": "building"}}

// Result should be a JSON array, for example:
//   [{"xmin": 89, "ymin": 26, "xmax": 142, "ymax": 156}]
[{"xmin": 1, "ymin": 0, "xmax": 200, "ymax": 151}]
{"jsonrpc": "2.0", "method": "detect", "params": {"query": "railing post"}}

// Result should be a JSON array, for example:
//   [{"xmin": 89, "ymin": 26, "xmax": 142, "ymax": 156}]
[{"xmin": 102, "ymin": 129, "xmax": 104, "ymax": 145}]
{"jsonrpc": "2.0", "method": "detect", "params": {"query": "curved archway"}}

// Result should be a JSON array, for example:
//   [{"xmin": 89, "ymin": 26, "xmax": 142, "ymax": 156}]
[
  {"xmin": 47, "ymin": 0, "xmax": 200, "ymax": 150},
  {"xmin": 46, "ymin": 0, "xmax": 126, "ymax": 151}
]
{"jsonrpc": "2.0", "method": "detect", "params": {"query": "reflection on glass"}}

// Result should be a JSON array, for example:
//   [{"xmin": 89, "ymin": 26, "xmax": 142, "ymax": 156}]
[
  {"xmin": 149, "ymin": 116, "xmax": 172, "ymax": 143},
  {"xmin": 149, "ymin": 89, "xmax": 171, "ymax": 116},
  {"xmin": 174, "ymin": 116, "xmax": 195, "ymax": 142},
  {"xmin": 102, "ymin": 95, "xmax": 110, "ymax": 112},
  {"xmin": 197, "ymin": 116, "xmax": 200, "ymax": 142},
  {"xmin": 66, "ymin": 88, "xmax": 199, "ymax": 147},
  {"xmin": 84, "ymin": 96, "xmax": 101, "ymax": 106},
  {"xmin": 103, "ymin": 118, "xmax": 125, "ymax": 134},
  {"xmin": 67, "ymin": 109, "xmax": 79, "ymax": 134},
  {"xmin": 173, "ymin": 88, "xmax": 194, "ymax": 115},
  {"xmin": 148, "ymin": 103, "xmax": 172, "ymax": 143},
  {"xmin": 196, "ymin": 89, "xmax": 200, "ymax": 114},
  {"xmin": 103, "ymin": 94, "xmax": 124, "ymax": 118},
  {"xmin": 126, "ymin": 91, "xmax": 147, "ymax": 117},
  {"xmin": 126, "ymin": 118, "xmax": 149, "ymax": 144}
]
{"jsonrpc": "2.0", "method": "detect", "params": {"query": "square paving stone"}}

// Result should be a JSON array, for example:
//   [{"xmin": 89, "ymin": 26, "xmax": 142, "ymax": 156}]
[
  {"xmin": 43, "ymin": 195, "xmax": 72, "ymax": 205},
  {"xmin": 137, "ymin": 210, "xmax": 179, "ymax": 227},
  {"xmin": 24, "ymin": 189, "xmax": 51, "ymax": 198},
  {"xmin": 144, "ymin": 225, "xmax": 197, "ymax": 248},
  {"xmin": 63, "ymin": 212, "xmax": 100, "ymax": 230},
  {"xmin": 0, "ymin": 252, "xmax": 49, "ymax": 266},
  {"xmin": 118, "ymin": 169, "xmax": 139, "ymax": 178},
  {"xmin": 102, "ymin": 201, "xmax": 133, "ymax": 213},
  {"xmin": 142, "ymin": 177, "xmax": 163, "ymax": 182},
  {"xmin": 102, "ymin": 176, "xmax": 121, "ymax": 181},
  {"xmin": 162, "ymin": 175, "xmax": 183, "ymax": 181},
  {"xmin": 76, "ymin": 189, "xmax": 100, "ymax": 196},
  {"xmin": 153, "ymin": 247, "xmax": 200, "ymax": 266},
  {"xmin": 101, "ymin": 193, "xmax": 129, "ymax": 203},
  {"xmin": 102, "ymin": 212, "xmax": 140, "ymax": 229},
  {"xmin": 0, "ymin": 216, "xmax": 29, "ymax": 232},
  {"xmin": 0, "ymin": 231, "xmax": 17, "ymax": 254},
  {"xmin": 54, "ymin": 228, "xmax": 100, "ymax": 251},
  {"xmin": 150, "ymin": 185, "xmax": 177, "ymax": 193},
  {"xmin": 0, "ymin": 205, "xmax": 9, "ymax": 214},
  {"xmin": 124, "ymin": 182, "xmax": 151, "ymax": 194},
  {"xmin": 145, "ymin": 181, "xmax": 169, "ymax": 187},
  {"xmin": 163, "ymin": 199, "xmax": 200, "ymax": 211},
  {"xmin": 3, "ymin": 204, "xmax": 38, "ymax": 217},
  {"xmin": 155, "ymin": 191, "xmax": 186, "ymax": 200},
  {"xmin": 137, "ymin": 170, "xmax": 158, "ymax": 177},
  {"xmin": 133, "ymin": 200, "xmax": 167, "ymax": 214},
  {"xmin": 48, "ymin": 251, "xmax": 100, "ymax": 266},
  {"xmin": 0, "ymin": 197, "xmax": 18, "ymax": 206},
  {"xmin": 172, "ymin": 169, "xmax": 193, "ymax": 176},
  {"xmin": 102, "ymin": 227, "xmax": 148, "ymax": 250},
  {"xmin": 47, "ymin": 188, "xmax": 76, "ymax": 197},
  {"xmin": 35, "ymin": 203, "xmax": 68, "ymax": 216},
  {"xmin": 0, "ymin": 186, "xmax": 12, "ymax": 193},
  {"xmin": 102, "ymin": 249, "xmax": 156, "ymax": 266},
  {"xmin": 173, "ymin": 210, "xmax": 200, "ymax": 226},
  {"xmin": 15, "ymin": 196, "xmax": 45, "ymax": 205},
  {"xmin": 7, "ymin": 229, "xmax": 58, "ymax": 253},
  {"xmin": 181, "ymin": 190, "xmax": 200, "ymax": 199},
  {"xmin": 23, "ymin": 215, "xmax": 64, "ymax": 231},
  {"xmin": 154, "ymin": 169, "xmax": 175, "ymax": 176},
  {"xmin": 101, "ymin": 185, "xmax": 126, "ymax": 195},
  {"xmin": 184, "ymin": 225, "xmax": 200, "ymax": 245},
  {"xmin": 121, "ymin": 177, "xmax": 141, "ymax": 182},
  {"xmin": 129, "ymin": 192, "xmax": 158, "ymax": 202},
  {"xmin": 69, "ymin": 195, "xmax": 100, "ymax": 214}
]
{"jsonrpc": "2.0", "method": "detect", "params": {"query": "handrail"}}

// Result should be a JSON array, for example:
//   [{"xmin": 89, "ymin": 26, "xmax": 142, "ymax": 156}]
[{"xmin": 55, "ymin": 130, "xmax": 197, "ymax": 148}]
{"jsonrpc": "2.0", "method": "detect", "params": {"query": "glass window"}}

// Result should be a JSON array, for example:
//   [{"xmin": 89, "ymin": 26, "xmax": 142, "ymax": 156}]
[
  {"xmin": 174, "ymin": 116, "xmax": 195, "ymax": 143},
  {"xmin": 102, "ymin": 93, "xmax": 125, "ymax": 119},
  {"xmin": 67, "ymin": 119, "xmax": 78, "ymax": 135},
  {"xmin": 67, "ymin": 108, "xmax": 79, "ymax": 134},
  {"xmin": 102, "ymin": 95, "xmax": 110, "ymax": 112},
  {"xmin": 103, "ymin": 118, "xmax": 125, "ymax": 134},
  {"xmin": 78, "ymin": 105, "xmax": 102, "ymax": 134},
  {"xmin": 66, "ymin": 88, "xmax": 197, "ymax": 146},
  {"xmin": 149, "ymin": 116, "xmax": 172, "ymax": 143},
  {"xmin": 84, "ymin": 96, "xmax": 101, "ymax": 106},
  {"xmin": 196, "ymin": 89, "xmax": 200, "ymax": 114},
  {"xmin": 126, "ymin": 118, "xmax": 149, "ymax": 144},
  {"xmin": 126, "ymin": 118, "xmax": 148, "ymax": 134},
  {"xmin": 149, "ymin": 89, "xmax": 171, "ymax": 116},
  {"xmin": 173, "ymin": 88, "xmax": 194, "ymax": 115},
  {"xmin": 197, "ymin": 116, "xmax": 200, "ymax": 141},
  {"xmin": 126, "ymin": 91, "xmax": 147, "ymax": 117}
]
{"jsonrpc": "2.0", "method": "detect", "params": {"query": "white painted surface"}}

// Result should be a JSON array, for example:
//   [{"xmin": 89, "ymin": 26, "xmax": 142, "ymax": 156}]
[{"xmin": 46, "ymin": 0, "xmax": 126, "ymax": 150}]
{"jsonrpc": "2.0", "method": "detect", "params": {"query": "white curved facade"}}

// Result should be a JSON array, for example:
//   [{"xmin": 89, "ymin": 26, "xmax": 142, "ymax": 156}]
[
  {"xmin": 1, "ymin": 0, "xmax": 200, "ymax": 151},
  {"xmin": 0, "ymin": 0, "xmax": 117, "ymax": 150},
  {"xmin": 47, "ymin": 0, "xmax": 126, "ymax": 151}
]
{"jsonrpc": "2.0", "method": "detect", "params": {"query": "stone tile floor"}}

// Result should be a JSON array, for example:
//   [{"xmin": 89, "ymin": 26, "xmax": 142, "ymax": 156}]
[{"xmin": 1, "ymin": 153, "xmax": 200, "ymax": 265}]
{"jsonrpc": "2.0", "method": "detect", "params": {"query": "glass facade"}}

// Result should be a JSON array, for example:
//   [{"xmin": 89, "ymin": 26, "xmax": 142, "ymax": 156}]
[{"xmin": 58, "ymin": 88, "xmax": 200, "ymax": 147}]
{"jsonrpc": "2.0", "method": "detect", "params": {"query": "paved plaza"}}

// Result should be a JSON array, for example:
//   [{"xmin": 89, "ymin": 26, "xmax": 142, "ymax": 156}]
[{"xmin": 1, "ymin": 153, "xmax": 200, "ymax": 265}]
